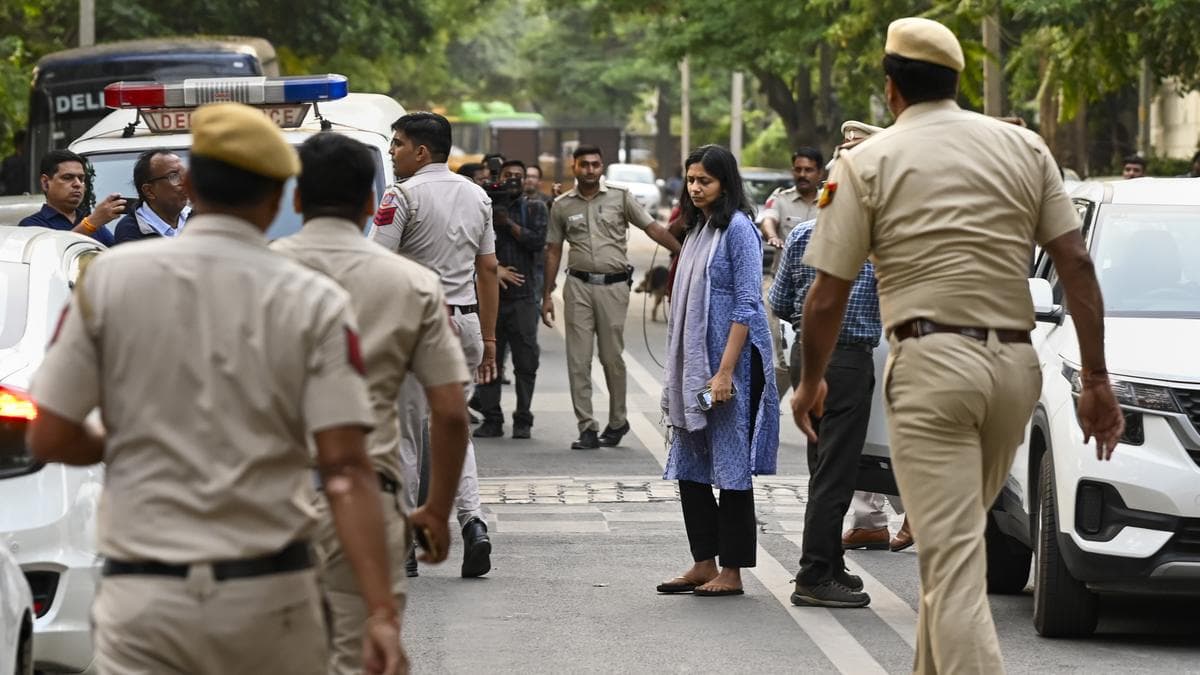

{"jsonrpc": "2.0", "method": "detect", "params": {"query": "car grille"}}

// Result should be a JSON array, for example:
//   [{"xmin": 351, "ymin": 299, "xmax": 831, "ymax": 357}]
[
  {"xmin": 1176, "ymin": 519, "xmax": 1200, "ymax": 554},
  {"xmin": 1172, "ymin": 388, "xmax": 1200, "ymax": 468}
]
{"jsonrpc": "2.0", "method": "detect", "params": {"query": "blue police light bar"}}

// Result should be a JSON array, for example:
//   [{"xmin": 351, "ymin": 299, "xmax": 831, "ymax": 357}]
[{"xmin": 105, "ymin": 74, "xmax": 349, "ymax": 109}]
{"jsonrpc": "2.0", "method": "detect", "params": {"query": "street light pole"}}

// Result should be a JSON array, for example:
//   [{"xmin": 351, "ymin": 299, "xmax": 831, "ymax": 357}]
[
  {"xmin": 730, "ymin": 71, "xmax": 744, "ymax": 162},
  {"xmin": 680, "ymin": 57, "xmax": 691, "ymax": 168},
  {"xmin": 80, "ymin": 0, "xmax": 95, "ymax": 47}
]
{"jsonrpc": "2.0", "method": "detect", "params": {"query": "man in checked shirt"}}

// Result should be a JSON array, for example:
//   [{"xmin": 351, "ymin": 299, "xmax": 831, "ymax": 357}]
[{"xmin": 768, "ymin": 121, "xmax": 891, "ymax": 608}]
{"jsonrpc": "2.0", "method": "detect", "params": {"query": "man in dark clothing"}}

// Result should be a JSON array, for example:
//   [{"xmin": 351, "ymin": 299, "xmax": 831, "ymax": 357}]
[
  {"xmin": 113, "ymin": 148, "xmax": 190, "ymax": 244},
  {"xmin": 19, "ymin": 149, "xmax": 120, "ymax": 246},
  {"xmin": 473, "ymin": 159, "xmax": 548, "ymax": 440}
]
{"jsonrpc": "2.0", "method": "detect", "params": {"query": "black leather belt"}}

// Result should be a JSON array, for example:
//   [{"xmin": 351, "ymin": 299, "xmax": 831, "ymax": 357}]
[
  {"xmin": 568, "ymin": 269, "xmax": 629, "ymax": 285},
  {"xmin": 835, "ymin": 342, "xmax": 874, "ymax": 353},
  {"xmin": 102, "ymin": 541, "xmax": 312, "ymax": 581},
  {"xmin": 893, "ymin": 319, "xmax": 1031, "ymax": 344},
  {"xmin": 313, "ymin": 471, "xmax": 399, "ymax": 495},
  {"xmin": 448, "ymin": 304, "xmax": 478, "ymax": 315}
]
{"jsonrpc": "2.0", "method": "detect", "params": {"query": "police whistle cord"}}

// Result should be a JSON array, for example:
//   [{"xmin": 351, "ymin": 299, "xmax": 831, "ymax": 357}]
[{"xmin": 641, "ymin": 244, "xmax": 666, "ymax": 369}]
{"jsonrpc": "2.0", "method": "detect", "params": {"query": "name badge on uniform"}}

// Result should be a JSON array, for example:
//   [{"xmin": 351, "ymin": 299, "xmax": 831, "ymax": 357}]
[{"xmin": 568, "ymin": 214, "xmax": 585, "ymax": 222}]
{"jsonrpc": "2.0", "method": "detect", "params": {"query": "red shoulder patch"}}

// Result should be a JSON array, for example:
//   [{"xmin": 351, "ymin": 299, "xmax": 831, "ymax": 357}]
[
  {"xmin": 373, "ymin": 205, "xmax": 397, "ymax": 227},
  {"xmin": 817, "ymin": 182, "xmax": 838, "ymax": 208},
  {"xmin": 344, "ymin": 326, "xmax": 366, "ymax": 376},
  {"xmin": 49, "ymin": 306, "xmax": 69, "ymax": 346}
]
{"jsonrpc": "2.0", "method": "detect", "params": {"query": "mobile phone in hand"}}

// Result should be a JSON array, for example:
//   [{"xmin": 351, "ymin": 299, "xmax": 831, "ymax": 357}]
[
  {"xmin": 696, "ymin": 383, "xmax": 737, "ymax": 411},
  {"xmin": 413, "ymin": 524, "xmax": 441, "ymax": 560}
]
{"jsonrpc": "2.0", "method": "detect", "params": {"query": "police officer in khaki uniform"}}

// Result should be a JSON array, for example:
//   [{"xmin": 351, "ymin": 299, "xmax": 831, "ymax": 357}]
[
  {"xmin": 760, "ymin": 148, "xmax": 822, "ymax": 393},
  {"xmin": 273, "ymin": 132, "xmax": 471, "ymax": 675},
  {"xmin": 790, "ymin": 18, "xmax": 1125, "ymax": 674},
  {"xmin": 27, "ymin": 103, "xmax": 402, "ymax": 675},
  {"xmin": 372, "ymin": 111, "xmax": 499, "ymax": 578},
  {"xmin": 543, "ymin": 145, "xmax": 681, "ymax": 449}
]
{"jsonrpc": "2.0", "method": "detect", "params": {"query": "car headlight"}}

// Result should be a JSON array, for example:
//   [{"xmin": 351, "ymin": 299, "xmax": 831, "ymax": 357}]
[{"xmin": 1061, "ymin": 364, "xmax": 1181, "ymax": 413}]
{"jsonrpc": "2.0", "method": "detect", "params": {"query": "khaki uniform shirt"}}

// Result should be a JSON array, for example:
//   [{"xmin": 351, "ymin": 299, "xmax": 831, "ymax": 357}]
[
  {"xmin": 271, "ymin": 217, "xmax": 470, "ymax": 483},
  {"xmin": 371, "ymin": 163, "xmax": 496, "ymax": 305},
  {"xmin": 804, "ymin": 100, "xmax": 1079, "ymax": 332},
  {"xmin": 31, "ymin": 214, "xmax": 374, "ymax": 564},
  {"xmin": 761, "ymin": 185, "xmax": 819, "ymax": 242},
  {"xmin": 548, "ymin": 181, "xmax": 655, "ymax": 274}
]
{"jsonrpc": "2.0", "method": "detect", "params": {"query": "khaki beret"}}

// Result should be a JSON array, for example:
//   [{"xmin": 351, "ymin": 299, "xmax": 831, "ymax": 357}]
[
  {"xmin": 885, "ymin": 17, "xmax": 964, "ymax": 73},
  {"xmin": 190, "ymin": 102, "xmax": 300, "ymax": 181},
  {"xmin": 841, "ymin": 121, "xmax": 884, "ymax": 141}
]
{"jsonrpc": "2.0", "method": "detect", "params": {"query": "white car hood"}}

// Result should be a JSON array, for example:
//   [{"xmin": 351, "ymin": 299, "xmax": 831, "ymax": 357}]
[
  {"xmin": 1059, "ymin": 317, "xmax": 1200, "ymax": 384},
  {"xmin": 608, "ymin": 181, "xmax": 658, "ymax": 197}
]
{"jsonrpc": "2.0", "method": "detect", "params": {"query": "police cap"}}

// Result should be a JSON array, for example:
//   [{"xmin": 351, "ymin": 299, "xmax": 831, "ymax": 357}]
[
  {"xmin": 885, "ymin": 17, "xmax": 965, "ymax": 73},
  {"xmin": 190, "ymin": 102, "xmax": 300, "ymax": 181}
]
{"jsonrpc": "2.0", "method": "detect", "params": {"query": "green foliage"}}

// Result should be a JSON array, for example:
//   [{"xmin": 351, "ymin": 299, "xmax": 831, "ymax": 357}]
[{"xmin": 741, "ymin": 118, "xmax": 792, "ymax": 169}]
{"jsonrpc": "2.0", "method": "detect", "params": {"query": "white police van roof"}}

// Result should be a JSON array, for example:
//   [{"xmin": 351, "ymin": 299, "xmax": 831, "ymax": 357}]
[{"xmin": 1070, "ymin": 177, "xmax": 1200, "ymax": 207}]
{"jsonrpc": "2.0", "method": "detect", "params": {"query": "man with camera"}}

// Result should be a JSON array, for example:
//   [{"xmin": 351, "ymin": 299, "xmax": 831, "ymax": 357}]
[{"xmin": 473, "ymin": 159, "xmax": 548, "ymax": 440}]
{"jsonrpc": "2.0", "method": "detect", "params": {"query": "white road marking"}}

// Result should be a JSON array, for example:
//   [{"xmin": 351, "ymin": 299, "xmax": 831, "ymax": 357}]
[
  {"xmin": 753, "ymin": 544, "xmax": 888, "ymax": 675},
  {"xmin": 786, "ymin": 534, "xmax": 919, "ymax": 649},
  {"xmin": 538, "ymin": 271, "xmax": 913, "ymax": 670}
]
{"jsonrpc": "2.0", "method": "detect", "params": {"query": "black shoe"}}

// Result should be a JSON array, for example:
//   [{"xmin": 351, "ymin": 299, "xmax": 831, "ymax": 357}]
[
  {"xmin": 598, "ymin": 422, "xmax": 630, "ymax": 447},
  {"xmin": 512, "ymin": 425, "xmax": 531, "ymax": 440},
  {"xmin": 473, "ymin": 421, "xmax": 504, "ymax": 438},
  {"xmin": 406, "ymin": 549, "xmax": 418, "ymax": 578},
  {"xmin": 461, "ymin": 517, "xmax": 492, "ymax": 578},
  {"xmin": 790, "ymin": 579, "xmax": 870, "ymax": 608},
  {"xmin": 835, "ymin": 568, "xmax": 863, "ymax": 593},
  {"xmin": 571, "ymin": 429, "xmax": 600, "ymax": 450}
]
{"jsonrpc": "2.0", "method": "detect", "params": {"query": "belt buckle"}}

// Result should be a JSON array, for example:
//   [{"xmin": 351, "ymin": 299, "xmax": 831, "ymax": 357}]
[{"xmin": 588, "ymin": 272, "xmax": 606, "ymax": 284}]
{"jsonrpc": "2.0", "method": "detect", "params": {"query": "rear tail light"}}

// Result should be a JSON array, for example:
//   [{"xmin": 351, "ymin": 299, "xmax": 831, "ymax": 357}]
[
  {"xmin": 0, "ymin": 385, "xmax": 36, "ymax": 420},
  {"xmin": 24, "ymin": 571, "xmax": 59, "ymax": 618}
]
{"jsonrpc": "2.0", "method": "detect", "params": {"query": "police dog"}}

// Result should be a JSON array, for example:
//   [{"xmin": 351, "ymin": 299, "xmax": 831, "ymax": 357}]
[{"xmin": 635, "ymin": 265, "xmax": 670, "ymax": 322}]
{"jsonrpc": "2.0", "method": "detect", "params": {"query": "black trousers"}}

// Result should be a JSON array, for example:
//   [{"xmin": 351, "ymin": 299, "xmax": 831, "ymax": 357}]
[
  {"xmin": 476, "ymin": 299, "xmax": 540, "ymax": 427},
  {"xmin": 679, "ymin": 480, "xmax": 757, "ymax": 568},
  {"xmin": 797, "ymin": 347, "xmax": 876, "ymax": 585}
]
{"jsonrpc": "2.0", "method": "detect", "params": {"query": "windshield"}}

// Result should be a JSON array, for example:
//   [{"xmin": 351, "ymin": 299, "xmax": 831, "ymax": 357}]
[
  {"xmin": 1091, "ymin": 204, "xmax": 1200, "ymax": 318},
  {"xmin": 607, "ymin": 165, "xmax": 654, "ymax": 184},
  {"xmin": 743, "ymin": 176, "xmax": 792, "ymax": 206},
  {"xmin": 84, "ymin": 146, "xmax": 386, "ymax": 240},
  {"xmin": 0, "ymin": 262, "xmax": 29, "ymax": 349}
]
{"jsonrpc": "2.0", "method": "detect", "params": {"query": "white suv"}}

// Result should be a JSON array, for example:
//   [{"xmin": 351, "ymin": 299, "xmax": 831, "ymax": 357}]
[{"xmin": 987, "ymin": 178, "xmax": 1200, "ymax": 636}]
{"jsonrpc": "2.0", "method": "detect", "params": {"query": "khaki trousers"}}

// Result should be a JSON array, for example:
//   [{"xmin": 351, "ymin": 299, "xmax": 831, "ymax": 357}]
[
  {"xmin": 398, "ymin": 311, "xmax": 483, "ymax": 526},
  {"xmin": 314, "ymin": 490, "xmax": 409, "ymax": 675},
  {"xmin": 884, "ymin": 331, "xmax": 1040, "ymax": 675},
  {"xmin": 563, "ymin": 275, "xmax": 629, "ymax": 433},
  {"xmin": 763, "ymin": 275, "xmax": 791, "ymax": 396},
  {"xmin": 93, "ymin": 566, "xmax": 325, "ymax": 675}
]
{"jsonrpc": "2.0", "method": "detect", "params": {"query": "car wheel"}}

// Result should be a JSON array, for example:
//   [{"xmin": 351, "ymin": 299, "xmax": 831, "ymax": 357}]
[
  {"xmin": 16, "ymin": 613, "xmax": 34, "ymax": 675},
  {"xmin": 985, "ymin": 510, "xmax": 1032, "ymax": 594},
  {"xmin": 1032, "ymin": 452, "xmax": 1099, "ymax": 637}
]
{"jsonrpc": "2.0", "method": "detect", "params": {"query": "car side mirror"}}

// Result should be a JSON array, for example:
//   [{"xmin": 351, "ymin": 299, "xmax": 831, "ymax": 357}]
[
  {"xmin": 655, "ymin": 178, "xmax": 665, "ymax": 189},
  {"xmin": 1029, "ymin": 278, "xmax": 1064, "ymax": 325}
]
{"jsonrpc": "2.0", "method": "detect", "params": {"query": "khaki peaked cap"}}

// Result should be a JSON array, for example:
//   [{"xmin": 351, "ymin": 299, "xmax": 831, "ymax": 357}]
[
  {"xmin": 885, "ymin": 17, "xmax": 964, "ymax": 73},
  {"xmin": 190, "ymin": 102, "xmax": 300, "ymax": 180},
  {"xmin": 841, "ymin": 120, "xmax": 884, "ymax": 140}
]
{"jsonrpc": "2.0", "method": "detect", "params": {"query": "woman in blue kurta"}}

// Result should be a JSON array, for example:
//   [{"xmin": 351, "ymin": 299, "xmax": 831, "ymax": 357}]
[{"xmin": 658, "ymin": 145, "xmax": 779, "ymax": 596}]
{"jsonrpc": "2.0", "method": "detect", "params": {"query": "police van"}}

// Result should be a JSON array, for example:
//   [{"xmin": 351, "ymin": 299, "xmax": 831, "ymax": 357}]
[
  {"xmin": 69, "ymin": 74, "xmax": 403, "ymax": 240},
  {"xmin": 6, "ymin": 74, "xmax": 401, "ymax": 672}
]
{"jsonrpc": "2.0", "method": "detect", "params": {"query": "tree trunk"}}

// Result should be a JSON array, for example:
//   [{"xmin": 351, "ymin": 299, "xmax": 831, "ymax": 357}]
[
  {"xmin": 753, "ymin": 66, "xmax": 818, "ymax": 152},
  {"xmin": 818, "ymin": 42, "xmax": 837, "ymax": 157},
  {"xmin": 654, "ymin": 86, "xmax": 675, "ymax": 178}
]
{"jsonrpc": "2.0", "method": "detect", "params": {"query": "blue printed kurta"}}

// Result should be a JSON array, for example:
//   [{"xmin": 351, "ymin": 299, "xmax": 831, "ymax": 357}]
[{"xmin": 664, "ymin": 211, "xmax": 780, "ymax": 490}]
